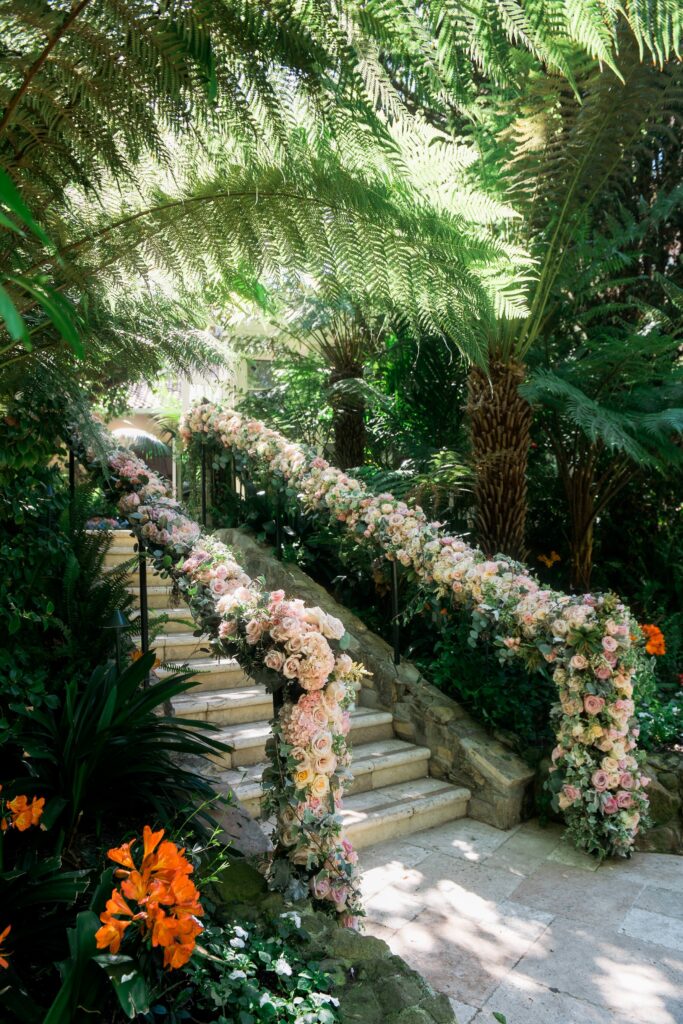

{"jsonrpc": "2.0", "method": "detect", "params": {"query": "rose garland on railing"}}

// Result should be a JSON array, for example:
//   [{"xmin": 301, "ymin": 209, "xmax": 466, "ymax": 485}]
[
  {"xmin": 70, "ymin": 418, "xmax": 364, "ymax": 924},
  {"xmin": 180, "ymin": 402, "xmax": 652, "ymax": 858}
]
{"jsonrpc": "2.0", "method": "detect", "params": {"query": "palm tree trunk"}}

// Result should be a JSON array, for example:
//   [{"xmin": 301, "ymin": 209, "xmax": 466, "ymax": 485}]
[
  {"xmin": 467, "ymin": 359, "xmax": 532, "ymax": 561},
  {"xmin": 567, "ymin": 471, "xmax": 595, "ymax": 591},
  {"xmin": 329, "ymin": 364, "xmax": 365, "ymax": 470}
]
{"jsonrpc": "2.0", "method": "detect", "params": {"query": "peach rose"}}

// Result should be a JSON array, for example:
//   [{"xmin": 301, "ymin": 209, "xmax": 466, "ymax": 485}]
[
  {"xmin": 310, "ymin": 774, "xmax": 330, "ymax": 798},
  {"xmin": 315, "ymin": 752, "xmax": 337, "ymax": 775},
  {"xmin": 264, "ymin": 649, "xmax": 285, "ymax": 672},
  {"xmin": 293, "ymin": 765, "xmax": 314, "ymax": 789},
  {"xmin": 584, "ymin": 695, "xmax": 606, "ymax": 716},
  {"xmin": 570, "ymin": 654, "xmax": 589, "ymax": 670},
  {"xmin": 312, "ymin": 731, "xmax": 333, "ymax": 755},
  {"xmin": 282, "ymin": 656, "xmax": 301, "ymax": 679}
]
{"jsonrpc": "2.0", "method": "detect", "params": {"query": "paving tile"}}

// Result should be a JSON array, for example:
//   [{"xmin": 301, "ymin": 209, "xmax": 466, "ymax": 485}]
[
  {"xmin": 510, "ymin": 916, "xmax": 683, "ymax": 1024},
  {"xmin": 363, "ymin": 882, "xmax": 424, "ymax": 931},
  {"xmin": 409, "ymin": 819, "xmax": 518, "ymax": 863},
  {"xmin": 635, "ymin": 884, "xmax": 683, "ymax": 921},
  {"xmin": 472, "ymin": 973, "xmax": 657, "ymax": 1024},
  {"xmin": 508, "ymin": 860, "xmax": 643, "ymax": 928},
  {"xmin": 358, "ymin": 838, "xmax": 433, "ymax": 874},
  {"xmin": 448, "ymin": 997, "xmax": 478, "ymax": 1023},
  {"xmin": 486, "ymin": 821, "xmax": 563, "ymax": 877},
  {"xmin": 386, "ymin": 902, "xmax": 552, "ymax": 1008},
  {"xmin": 547, "ymin": 842, "xmax": 601, "ymax": 872},
  {"xmin": 360, "ymin": 860, "xmax": 428, "ymax": 901},
  {"xmin": 409, "ymin": 851, "xmax": 527, "ymax": 913},
  {"xmin": 599, "ymin": 851, "xmax": 683, "ymax": 892},
  {"xmin": 620, "ymin": 907, "xmax": 683, "ymax": 954}
]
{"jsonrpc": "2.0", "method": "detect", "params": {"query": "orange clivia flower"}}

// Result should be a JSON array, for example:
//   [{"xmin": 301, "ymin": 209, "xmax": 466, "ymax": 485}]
[
  {"xmin": 0, "ymin": 924, "xmax": 10, "ymax": 969},
  {"xmin": 641, "ymin": 624, "xmax": 666, "ymax": 656},
  {"xmin": 1, "ymin": 793, "xmax": 45, "ymax": 832},
  {"xmin": 95, "ymin": 827, "xmax": 203, "ymax": 970}
]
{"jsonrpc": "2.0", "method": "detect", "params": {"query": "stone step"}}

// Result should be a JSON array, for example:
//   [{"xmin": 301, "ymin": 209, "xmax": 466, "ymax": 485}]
[
  {"xmin": 153, "ymin": 631, "xmax": 210, "ymax": 662},
  {"xmin": 172, "ymin": 685, "xmax": 273, "ymax": 726},
  {"xmin": 206, "ymin": 738, "xmax": 432, "ymax": 818},
  {"xmin": 87, "ymin": 529, "xmax": 137, "ymax": 548},
  {"xmin": 157, "ymin": 657, "xmax": 249, "ymax": 691},
  {"xmin": 132, "ymin": 608, "xmax": 194, "ymax": 634},
  {"xmin": 126, "ymin": 584, "xmax": 177, "ymax": 609},
  {"xmin": 208, "ymin": 707, "xmax": 394, "ymax": 769},
  {"xmin": 340, "ymin": 777, "xmax": 471, "ymax": 850},
  {"xmin": 104, "ymin": 545, "xmax": 142, "ymax": 566}
]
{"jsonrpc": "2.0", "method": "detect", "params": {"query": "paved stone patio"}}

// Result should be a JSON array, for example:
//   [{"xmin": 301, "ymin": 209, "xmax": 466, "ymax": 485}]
[{"xmin": 359, "ymin": 818, "xmax": 683, "ymax": 1024}]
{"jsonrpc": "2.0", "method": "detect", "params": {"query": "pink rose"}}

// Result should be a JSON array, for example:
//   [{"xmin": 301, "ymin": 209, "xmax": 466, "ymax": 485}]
[
  {"xmin": 595, "ymin": 664, "xmax": 613, "ymax": 679},
  {"xmin": 591, "ymin": 770, "xmax": 610, "ymax": 792},
  {"xmin": 245, "ymin": 619, "xmax": 264, "ymax": 645},
  {"xmin": 218, "ymin": 619, "xmax": 237, "ymax": 640},
  {"xmin": 602, "ymin": 636, "xmax": 618, "ymax": 653},
  {"xmin": 619, "ymin": 772, "xmax": 634, "ymax": 790},
  {"xmin": 570, "ymin": 655, "xmax": 588, "ymax": 670},
  {"xmin": 616, "ymin": 791, "xmax": 634, "ymax": 809},
  {"xmin": 269, "ymin": 589, "xmax": 285, "ymax": 604},
  {"xmin": 282, "ymin": 656, "xmax": 301, "ymax": 678},
  {"xmin": 264, "ymin": 649, "xmax": 285, "ymax": 672},
  {"xmin": 602, "ymin": 795, "xmax": 619, "ymax": 814},
  {"xmin": 584, "ymin": 695, "xmax": 606, "ymax": 716},
  {"xmin": 562, "ymin": 785, "xmax": 581, "ymax": 804}
]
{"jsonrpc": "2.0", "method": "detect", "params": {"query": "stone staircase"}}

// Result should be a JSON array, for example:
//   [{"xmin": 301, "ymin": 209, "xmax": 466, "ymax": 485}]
[{"xmin": 106, "ymin": 532, "xmax": 471, "ymax": 849}]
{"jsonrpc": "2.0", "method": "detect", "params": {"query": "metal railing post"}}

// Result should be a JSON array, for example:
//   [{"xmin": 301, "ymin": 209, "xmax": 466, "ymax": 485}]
[
  {"xmin": 138, "ymin": 536, "xmax": 149, "ymax": 666},
  {"xmin": 275, "ymin": 487, "xmax": 283, "ymax": 560},
  {"xmin": 200, "ymin": 445, "xmax": 207, "ymax": 526},
  {"xmin": 391, "ymin": 559, "xmax": 401, "ymax": 665}
]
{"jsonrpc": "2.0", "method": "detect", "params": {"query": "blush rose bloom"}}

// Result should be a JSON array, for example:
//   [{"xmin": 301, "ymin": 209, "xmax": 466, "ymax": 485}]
[
  {"xmin": 591, "ymin": 770, "xmax": 610, "ymax": 792},
  {"xmin": 617, "ymin": 791, "xmax": 634, "ymax": 809},
  {"xmin": 602, "ymin": 795, "xmax": 619, "ymax": 814},
  {"xmin": 584, "ymin": 695, "xmax": 606, "ymax": 715},
  {"xmin": 312, "ymin": 731, "xmax": 333, "ymax": 755},
  {"xmin": 570, "ymin": 655, "xmax": 589, "ymax": 670},
  {"xmin": 264, "ymin": 649, "xmax": 285, "ymax": 672},
  {"xmin": 282, "ymin": 656, "xmax": 301, "ymax": 679},
  {"xmin": 218, "ymin": 619, "xmax": 237, "ymax": 640}
]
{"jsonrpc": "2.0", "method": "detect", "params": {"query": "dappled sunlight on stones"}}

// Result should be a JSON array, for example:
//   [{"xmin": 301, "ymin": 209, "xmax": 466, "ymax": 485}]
[
  {"xmin": 360, "ymin": 820, "xmax": 683, "ymax": 1021},
  {"xmin": 513, "ymin": 917, "xmax": 683, "ymax": 1024}
]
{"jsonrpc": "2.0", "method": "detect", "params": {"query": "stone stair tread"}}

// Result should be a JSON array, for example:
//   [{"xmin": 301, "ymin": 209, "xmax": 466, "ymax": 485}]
[
  {"xmin": 156, "ymin": 656, "xmax": 243, "ymax": 674},
  {"xmin": 339, "ymin": 778, "xmax": 471, "ymax": 849},
  {"xmin": 341, "ymin": 776, "xmax": 470, "ymax": 818},
  {"xmin": 205, "ymin": 738, "xmax": 432, "ymax": 801},
  {"xmin": 127, "ymin": 584, "xmax": 174, "ymax": 595},
  {"xmin": 132, "ymin": 607, "xmax": 193, "ymax": 620},
  {"xmin": 212, "ymin": 706, "xmax": 392, "ymax": 750},
  {"xmin": 171, "ymin": 686, "xmax": 272, "ymax": 716}
]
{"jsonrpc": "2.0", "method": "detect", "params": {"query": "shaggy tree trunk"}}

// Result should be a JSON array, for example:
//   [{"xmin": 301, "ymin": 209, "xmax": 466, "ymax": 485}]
[
  {"xmin": 566, "ymin": 463, "xmax": 597, "ymax": 592},
  {"xmin": 467, "ymin": 359, "xmax": 532, "ymax": 561},
  {"xmin": 329, "ymin": 364, "xmax": 365, "ymax": 470}
]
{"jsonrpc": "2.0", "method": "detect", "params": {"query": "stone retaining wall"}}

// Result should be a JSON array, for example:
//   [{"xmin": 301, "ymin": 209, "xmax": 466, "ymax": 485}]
[
  {"xmin": 216, "ymin": 527, "xmax": 534, "ymax": 831},
  {"xmin": 232, "ymin": 893, "xmax": 457, "ymax": 1024},
  {"xmin": 637, "ymin": 750, "xmax": 683, "ymax": 854}
]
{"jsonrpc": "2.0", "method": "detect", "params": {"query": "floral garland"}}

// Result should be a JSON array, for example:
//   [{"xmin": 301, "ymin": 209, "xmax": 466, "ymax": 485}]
[
  {"xmin": 71, "ymin": 418, "xmax": 364, "ymax": 924},
  {"xmin": 180, "ymin": 402, "xmax": 652, "ymax": 858}
]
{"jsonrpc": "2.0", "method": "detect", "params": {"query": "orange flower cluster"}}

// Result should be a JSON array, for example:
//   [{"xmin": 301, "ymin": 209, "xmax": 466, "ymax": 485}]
[
  {"xmin": 0, "ymin": 787, "xmax": 45, "ymax": 832},
  {"xmin": 641, "ymin": 624, "xmax": 666, "ymax": 656},
  {"xmin": 0, "ymin": 924, "xmax": 10, "ymax": 969},
  {"xmin": 95, "ymin": 826, "xmax": 203, "ymax": 970}
]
